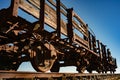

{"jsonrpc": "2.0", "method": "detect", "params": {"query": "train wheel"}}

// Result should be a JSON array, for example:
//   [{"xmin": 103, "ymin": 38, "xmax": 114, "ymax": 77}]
[
  {"xmin": 77, "ymin": 67, "xmax": 86, "ymax": 73},
  {"xmin": 30, "ymin": 42, "xmax": 56, "ymax": 72}
]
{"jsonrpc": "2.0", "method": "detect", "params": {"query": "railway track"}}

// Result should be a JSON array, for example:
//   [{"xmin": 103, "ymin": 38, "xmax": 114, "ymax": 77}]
[
  {"xmin": 0, "ymin": 0, "xmax": 117, "ymax": 74},
  {"xmin": 0, "ymin": 71, "xmax": 120, "ymax": 80}
]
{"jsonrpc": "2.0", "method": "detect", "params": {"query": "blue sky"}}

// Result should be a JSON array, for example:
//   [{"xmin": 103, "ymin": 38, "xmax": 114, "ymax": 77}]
[{"xmin": 0, "ymin": 0, "xmax": 120, "ymax": 73}]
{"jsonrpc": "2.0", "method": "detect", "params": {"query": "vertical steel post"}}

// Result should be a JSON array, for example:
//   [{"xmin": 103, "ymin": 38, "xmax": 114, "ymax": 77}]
[
  {"xmin": 107, "ymin": 49, "xmax": 112, "ymax": 64},
  {"xmin": 101, "ymin": 43, "xmax": 109, "ymax": 73},
  {"xmin": 39, "ymin": 0, "xmax": 45, "ymax": 31},
  {"xmin": 101, "ymin": 43, "xmax": 107, "ymax": 59},
  {"xmin": 103, "ymin": 45, "xmax": 107, "ymax": 59},
  {"xmin": 88, "ymin": 31, "xmax": 92, "ymax": 50},
  {"xmin": 10, "ymin": 0, "xmax": 19, "ymax": 17},
  {"xmin": 67, "ymin": 8, "xmax": 73, "ymax": 43},
  {"xmin": 107, "ymin": 49, "xmax": 111, "ymax": 58},
  {"xmin": 114, "ymin": 58, "xmax": 117, "ymax": 68},
  {"xmin": 56, "ymin": 0, "xmax": 61, "ymax": 38},
  {"xmin": 97, "ymin": 40, "xmax": 103, "ymax": 61},
  {"xmin": 92, "ymin": 35, "xmax": 96, "ymax": 52},
  {"xmin": 83, "ymin": 24, "xmax": 88, "ymax": 41}
]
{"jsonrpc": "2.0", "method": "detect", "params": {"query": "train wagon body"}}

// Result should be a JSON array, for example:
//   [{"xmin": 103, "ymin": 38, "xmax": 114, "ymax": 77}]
[{"xmin": 0, "ymin": 0, "xmax": 117, "ymax": 73}]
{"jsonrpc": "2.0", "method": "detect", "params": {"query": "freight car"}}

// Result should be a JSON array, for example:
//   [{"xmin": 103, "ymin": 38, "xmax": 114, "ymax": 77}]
[{"xmin": 0, "ymin": 0, "xmax": 117, "ymax": 73}]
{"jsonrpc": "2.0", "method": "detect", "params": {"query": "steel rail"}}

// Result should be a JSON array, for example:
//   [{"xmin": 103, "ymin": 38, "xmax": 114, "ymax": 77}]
[{"xmin": 0, "ymin": 71, "xmax": 120, "ymax": 79}]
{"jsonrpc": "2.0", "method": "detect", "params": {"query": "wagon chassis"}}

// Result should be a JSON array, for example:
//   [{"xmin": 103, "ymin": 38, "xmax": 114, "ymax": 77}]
[{"xmin": 0, "ymin": 0, "xmax": 117, "ymax": 73}]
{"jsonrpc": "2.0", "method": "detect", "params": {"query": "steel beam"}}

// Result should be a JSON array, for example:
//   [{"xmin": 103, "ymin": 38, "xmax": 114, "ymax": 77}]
[
  {"xmin": 101, "ymin": 43, "xmax": 107, "ymax": 59},
  {"xmin": 97, "ymin": 40, "xmax": 102, "ymax": 59},
  {"xmin": 39, "ymin": 0, "xmax": 45, "ymax": 31},
  {"xmin": 88, "ymin": 31, "xmax": 92, "ymax": 50},
  {"xmin": 92, "ymin": 35, "xmax": 96, "ymax": 52},
  {"xmin": 56, "ymin": 0, "xmax": 61, "ymax": 38},
  {"xmin": 67, "ymin": 8, "xmax": 73, "ymax": 43}
]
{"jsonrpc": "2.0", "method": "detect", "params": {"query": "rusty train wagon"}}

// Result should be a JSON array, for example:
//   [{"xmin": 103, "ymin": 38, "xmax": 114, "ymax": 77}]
[{"xmin": 0, "ymin": 0, "xmax": 117, "ymax": 73}]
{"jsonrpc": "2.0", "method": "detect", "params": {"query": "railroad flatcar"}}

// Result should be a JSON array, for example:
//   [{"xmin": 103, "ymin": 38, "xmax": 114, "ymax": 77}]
[{"xmin": 0, "ymin": 0, "xmax": 117, "ymax": 73}]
